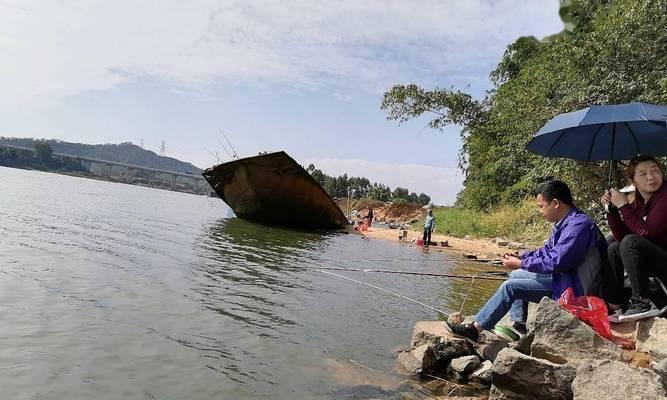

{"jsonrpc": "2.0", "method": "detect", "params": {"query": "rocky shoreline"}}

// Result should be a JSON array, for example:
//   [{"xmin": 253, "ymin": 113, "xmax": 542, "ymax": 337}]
[{"xmin": 396, "ymin": 298, "xmax": 667, "ymax": 400}]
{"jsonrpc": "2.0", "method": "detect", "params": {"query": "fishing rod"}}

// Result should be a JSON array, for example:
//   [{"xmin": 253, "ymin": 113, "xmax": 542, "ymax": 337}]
[
  {"xmin": 314, "ymin": 265, "xmax": 508, "ymax": 281},
  {"xmin": 320, "ymin": 270, "xmax": 451, "ymax": 316},
  {"xmin": 220, "ymin": 129, "xmax": 239, "ymax": 159}
]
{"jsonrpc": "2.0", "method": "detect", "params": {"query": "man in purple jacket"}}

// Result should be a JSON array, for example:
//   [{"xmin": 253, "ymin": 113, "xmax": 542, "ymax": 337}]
[{"xmin": 447, "ymin": 180, "xmax": 606, "ymax": 342}]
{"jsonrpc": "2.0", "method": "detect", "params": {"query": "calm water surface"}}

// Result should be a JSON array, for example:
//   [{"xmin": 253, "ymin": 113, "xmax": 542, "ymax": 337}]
[{"xmin": 0, "ymin": 167, "xmax": 500, "ymax": 399}]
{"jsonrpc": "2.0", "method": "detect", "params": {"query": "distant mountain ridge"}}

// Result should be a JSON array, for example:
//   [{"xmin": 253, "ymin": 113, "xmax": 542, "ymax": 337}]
[{"xmin": 0, "ymin": 137, "xmax": 201, "ymax": 174}]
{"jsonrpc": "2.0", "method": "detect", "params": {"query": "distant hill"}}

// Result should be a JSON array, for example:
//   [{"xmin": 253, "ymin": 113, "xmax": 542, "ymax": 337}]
[{"xmin": 0, "ymin": 137, "xmax": 201, "ymax": 174}]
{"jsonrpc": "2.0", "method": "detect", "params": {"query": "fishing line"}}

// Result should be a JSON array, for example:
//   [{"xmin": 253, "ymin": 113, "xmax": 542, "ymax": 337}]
[
  {"xmin": 320, "ymin": 270, "xmax": 451, "ymax": 316},
  {"xmin": 459, "ymin": 276, "xmax": 476, "ymax": 313},
  {"xmin": 313, "ymin": 264, "xmax": 507, "ymax": 281}
]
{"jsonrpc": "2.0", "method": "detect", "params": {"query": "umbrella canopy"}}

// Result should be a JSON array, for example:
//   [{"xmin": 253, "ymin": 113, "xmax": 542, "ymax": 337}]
[{"xmin": 526, "ymin": 103, "xmax": 667, "ymax": 161}]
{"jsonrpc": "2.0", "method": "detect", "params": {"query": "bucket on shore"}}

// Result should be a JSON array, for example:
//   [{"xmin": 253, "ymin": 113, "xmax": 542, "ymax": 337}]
[{"xmin": 415, "ymin": 238, "xmax": 424, "ymax": 246}]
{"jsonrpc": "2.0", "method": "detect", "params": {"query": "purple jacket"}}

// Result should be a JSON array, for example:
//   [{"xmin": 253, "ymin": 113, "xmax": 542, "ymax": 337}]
[{"xmin": 521, "ymin": 208, "xmax": 606, "ymax": 299}]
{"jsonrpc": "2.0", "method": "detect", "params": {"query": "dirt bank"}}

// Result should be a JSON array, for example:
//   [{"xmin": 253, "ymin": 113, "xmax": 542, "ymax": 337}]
[{"xmin": 360, "ymin": 225, "xmax": 511, "ymax": 260}]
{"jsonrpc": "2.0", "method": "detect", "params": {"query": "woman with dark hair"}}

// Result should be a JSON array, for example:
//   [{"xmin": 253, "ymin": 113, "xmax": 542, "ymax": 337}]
[{"xmin": 602, "ymin": 154, "xmax": 667, "ymax": 321}]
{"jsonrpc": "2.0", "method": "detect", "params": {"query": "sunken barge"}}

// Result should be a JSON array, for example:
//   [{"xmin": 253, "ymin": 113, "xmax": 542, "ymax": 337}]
[{"xmin": 203, "ymin": 151, "xmax": 349, "ymax": 230}]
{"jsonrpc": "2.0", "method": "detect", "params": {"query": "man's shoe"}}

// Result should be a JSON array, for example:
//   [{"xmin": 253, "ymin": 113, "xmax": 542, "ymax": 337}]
[
  {"xmin": 618, "ymin": 297, "xmax": 661, "ymax": 322},
  {"xmin": 493, "ymin": 324, "xmax": 520, "ymax": 342},
  {"xmin": 446, "ymin": 322, "xmax": 480, "ymax": 343}
]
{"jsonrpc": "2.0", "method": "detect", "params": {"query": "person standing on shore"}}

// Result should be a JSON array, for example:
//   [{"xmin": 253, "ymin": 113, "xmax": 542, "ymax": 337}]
[
  {"xmin": 446, "ymin": 180, "xmax": 606, "ymax": 342},
  {"xmin": 601, "ymin": 154, "xmax": 667, "ymax": 322},
  {"xmin": 423, "ymin": 209, "xmax": 436, "ymax": 247},
  {"xmin": 366, "ymin": 206, "xmax": 374, "ymax": 228}
]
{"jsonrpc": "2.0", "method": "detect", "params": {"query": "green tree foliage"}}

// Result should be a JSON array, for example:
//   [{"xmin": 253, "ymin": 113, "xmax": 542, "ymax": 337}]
[
  {"xmin": 382, "ymin": 0, "xmax": 667, "ymax": 212},
  {"xmin": 392, "ymin": 187, "xmax": 409, "ymax": 201},
  {"xmin": 307, "ymin": 163, "xmax": 429, "ymax": 203},
  {"xmin": 368, "ymin": 183, "xmax": 392, "ymax": 202}
]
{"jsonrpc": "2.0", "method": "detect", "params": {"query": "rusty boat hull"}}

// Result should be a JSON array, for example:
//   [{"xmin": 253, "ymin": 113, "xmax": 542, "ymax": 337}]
[{"xmin": 203, "ymin": 151, "xmax": 349, "ymax": 230}]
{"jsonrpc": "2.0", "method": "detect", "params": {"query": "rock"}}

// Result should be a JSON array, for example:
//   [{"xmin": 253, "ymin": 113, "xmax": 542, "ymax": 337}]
[
  {"xmin": 440, "ymin": 240, "xmax": 450, "ymax": 247},
  {"xmin": 475, "ymin": 331, "xmax": 509, "ymax": 362},
  {"xmin": 464, "ymin": 235, "xmax": 472, "ymax": 240},
  {"xmin": 397, "ymin": 344, "xmax": 437, "ymax": 374},
  {"xmin": 433, "ymin": 338, "xmax": 474, "ymax": 362},
  {"xmin": 572, "ymin": 359, "xmax": 667, "ymax": 400},
  {"xmin": 450, "ymin": 355, "xmax": 481, "ymax": 375},
  {"xmin": 410, "ymin": 321, "xmax": 472, "ymax": 361},
  {"xmin": 397, "ymin": 351, "xmax": 423, "ymax": 374},
  {"xmin": 391, "ymin": 344, "xmax": 412, "ymax": 355},
  {"xmin": 470, "ymin": 360, "xmax": 493, "ymax": 385},
  {"xmin": 490, "ymin": 348, "xmax": 576, "ymax": 400},
  {"xmin": 653, "ymin": 358, "xmax": 667, "ymax": 384},
  {"xmin": 447, "ymin": 312, "xmax": 464, "ymax": 325},
  {"xmin": 529, "ymin": 297, "xmax": 623, "ymax": 367},
  {"xmin": 496, "ymin": 239, "xmax": 509, "ymax": 246},
  {"xmin": 637, "ymin": 317, "xmax": 667, "ymax": 362},
  {"xmin": 463, "ymin": 253, "xmax": 477, "ymax": 259}
]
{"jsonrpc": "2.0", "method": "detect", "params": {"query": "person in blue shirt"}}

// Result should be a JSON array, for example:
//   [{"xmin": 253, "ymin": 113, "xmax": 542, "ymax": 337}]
[
  {"xmin": 423, "ymin": 209, "xmax": 436, "ymax": 246},
  {"xmin": 447, "ymin": 180, "xmax": 606, "ymax": 342}
]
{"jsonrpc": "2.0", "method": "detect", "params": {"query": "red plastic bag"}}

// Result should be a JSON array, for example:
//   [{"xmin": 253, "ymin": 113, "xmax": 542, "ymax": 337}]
[{"xmin": 558, "ymin": 288, "xmax": 635, "ymax": 350}]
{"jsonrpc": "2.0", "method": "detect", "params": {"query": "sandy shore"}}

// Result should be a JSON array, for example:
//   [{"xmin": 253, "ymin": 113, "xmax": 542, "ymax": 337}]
[{"xmin": 360, "ymin": 225, "xmax": 512, "ymax": 260}]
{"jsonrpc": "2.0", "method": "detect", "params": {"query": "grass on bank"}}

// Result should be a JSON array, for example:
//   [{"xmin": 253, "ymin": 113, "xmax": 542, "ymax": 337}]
[{"xmin": 413, "ymin": 200, "xmax": 552, "ymax": 247}]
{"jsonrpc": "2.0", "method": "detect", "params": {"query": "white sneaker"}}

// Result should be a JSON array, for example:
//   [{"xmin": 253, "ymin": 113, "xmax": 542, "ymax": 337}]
[{"xmin": 617, "ymin": 298, "xmax": 661, "ymax": 322}]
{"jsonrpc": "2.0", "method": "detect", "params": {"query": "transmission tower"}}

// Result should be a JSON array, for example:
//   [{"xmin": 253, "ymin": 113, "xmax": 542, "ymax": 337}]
[
  {"xmin": 159, "ymin": 140, "xmax": 166, "ymax": 157},
  {"xmin": 140, "ymin": 139, "xmax": 144, "ymax": 149}
]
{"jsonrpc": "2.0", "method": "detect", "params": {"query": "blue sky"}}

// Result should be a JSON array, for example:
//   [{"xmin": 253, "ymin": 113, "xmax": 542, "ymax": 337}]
[{"xmin": 0, "ymin": 1, "xmax": 563, "ymax": 204}]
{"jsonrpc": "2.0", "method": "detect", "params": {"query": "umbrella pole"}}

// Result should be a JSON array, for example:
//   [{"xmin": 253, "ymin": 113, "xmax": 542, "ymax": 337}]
[{"xmin": 608, "ymin": 122, "xmax": 616, "ymax": 188}]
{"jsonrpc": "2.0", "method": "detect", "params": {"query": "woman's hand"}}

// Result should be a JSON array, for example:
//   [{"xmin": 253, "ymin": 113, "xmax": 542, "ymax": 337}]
[
  {"xmin": 600, "ymin": 190, "xmax": 612, "ymax": 207},
  {"xmin": 609, "ymin": 188, "xmax": 629, "ymax": 208}
]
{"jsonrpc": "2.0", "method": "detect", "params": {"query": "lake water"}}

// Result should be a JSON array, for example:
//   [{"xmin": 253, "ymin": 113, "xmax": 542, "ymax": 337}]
[{"xmin": 0, "ymin": 167, "xmax": 500, "ymax": 399}]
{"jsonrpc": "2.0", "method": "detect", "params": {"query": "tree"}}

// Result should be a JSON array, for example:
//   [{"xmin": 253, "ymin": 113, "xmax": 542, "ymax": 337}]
[
  {"xmin": 418, "ymin": 193, "xmax": 431, "ymax": 206},
  {"xmin": 392, "ymin": 187, "xmax": 409, "ymax": 201},
  {"xmin": 369, "ymin": 183, "xmax": 392, "ymax": 202}
]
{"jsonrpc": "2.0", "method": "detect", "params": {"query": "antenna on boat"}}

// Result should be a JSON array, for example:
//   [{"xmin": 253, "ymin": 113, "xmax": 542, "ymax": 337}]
[
  {"xmin": 220, "ymin": 129, "xmax": 239, "ymax": 159},
  {"xmin": 217, "ymin": 138, "xmax": 235, "ymax": 161},
  {"xmin": 203, "ymin": 147, "xmax": 220, "ymax": 163}
]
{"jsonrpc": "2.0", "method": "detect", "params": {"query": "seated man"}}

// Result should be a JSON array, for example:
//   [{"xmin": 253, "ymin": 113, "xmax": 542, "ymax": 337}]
[{"xmin": 447, "ymin": 180, "xmax": 606, "ymax": 342}]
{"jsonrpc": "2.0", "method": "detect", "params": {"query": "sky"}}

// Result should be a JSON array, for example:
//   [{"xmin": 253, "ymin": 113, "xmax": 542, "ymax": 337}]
[{"xmin": 0, "ymin": 0, "xmax": 563, "ymax": 204}]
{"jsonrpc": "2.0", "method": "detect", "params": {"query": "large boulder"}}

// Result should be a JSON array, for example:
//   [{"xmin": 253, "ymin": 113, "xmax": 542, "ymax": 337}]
[
  {"xmin": 572, "ymin": 360, "xmax": 667, "ymax": 400},
  {"xmin": 637, "ymin": 317, "xmax": 667, "ymax": 362},
  {"xmin": 529, "ymin": 297, "xmax": 623, "ymax": 366},
  {"xmin": 490, "ymin": 348, "xmax": 576, "ymax": 400}
]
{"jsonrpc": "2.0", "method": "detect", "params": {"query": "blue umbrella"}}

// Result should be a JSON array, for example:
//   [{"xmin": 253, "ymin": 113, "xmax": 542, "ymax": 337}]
[{"xmin": 526, "ymin": 102, "xmax": 667, "ymax": 184}]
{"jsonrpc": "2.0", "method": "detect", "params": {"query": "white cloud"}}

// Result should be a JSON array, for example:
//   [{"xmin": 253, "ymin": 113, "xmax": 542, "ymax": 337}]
[
  {"xmin": 0, "ymin": 0, "xmax": 562, "ymax": 108},
  {"xmin": 306, "ymin": 158, "xmax": 464, "ymax": 205}
]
